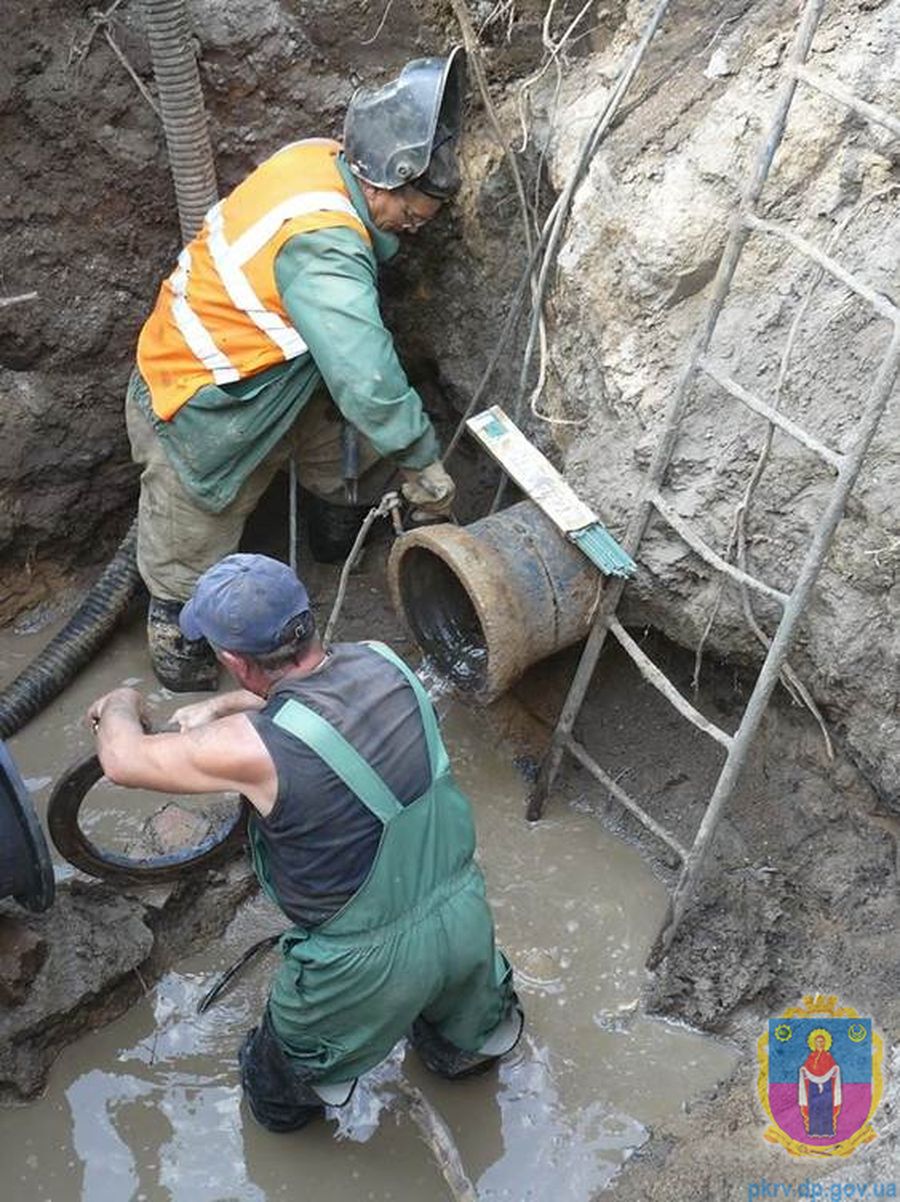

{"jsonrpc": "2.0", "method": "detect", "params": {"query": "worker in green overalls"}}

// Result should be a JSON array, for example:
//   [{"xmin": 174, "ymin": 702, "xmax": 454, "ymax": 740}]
[{"xmin": 88, "ymin": 553, "xmax": 523, "ymax": 1131}]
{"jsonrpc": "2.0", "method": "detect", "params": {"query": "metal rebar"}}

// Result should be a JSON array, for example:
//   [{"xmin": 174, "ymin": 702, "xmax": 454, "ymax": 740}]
[
  {"xmin": 697, "ymin": 355, "xmax": 845, "ymax": 469},
  {"xmin": 288, "ymin": 458, "xmax": 299, "ymax": 573},
  {"xmin": 743, "ymin": 213, "xmax": 900, "ymax": 324},
  {"xmin": 565, "ymin": 736, "xmax": 687, "ymax": 859},
  {"xmin": 527, "ymin": 576, "xmax": 627, "ymax": 819},
  {"xmin": 608, "ymin": 619, "xmax": 734, "ymax": 749}
]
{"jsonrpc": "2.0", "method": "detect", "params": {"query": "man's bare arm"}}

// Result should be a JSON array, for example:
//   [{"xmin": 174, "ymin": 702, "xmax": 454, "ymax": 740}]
[
  {"xmin": 89, "ymin": 687, "xmax": 277, "ymax": 813},
  {"xmin": 170, "ymin": 690, "xmax": 265, "ymax": 732}
]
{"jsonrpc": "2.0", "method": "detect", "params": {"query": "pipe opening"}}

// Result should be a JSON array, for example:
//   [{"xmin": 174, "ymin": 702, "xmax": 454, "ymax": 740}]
[{"xmin": 398, "ymin": 546, "xmax": 488, "ymax": 692}]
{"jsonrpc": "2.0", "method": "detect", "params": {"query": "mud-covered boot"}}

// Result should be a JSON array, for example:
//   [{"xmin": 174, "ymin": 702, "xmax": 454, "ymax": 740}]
[
  {"xmin": 147, "ymin": 597, "xmax": 219, "ymax": 692},
  {"xmin": 409, "ymin": 1003, "xmax": 524, "ymax": 1080},
  {"xmin": 304, "ymin": 494, "xmax": 372, "ymax": 565}
]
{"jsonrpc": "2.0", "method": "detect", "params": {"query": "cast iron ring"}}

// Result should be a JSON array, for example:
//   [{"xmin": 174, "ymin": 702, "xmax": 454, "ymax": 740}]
[{"xmin": 47, "ymin": 751, "xmax": 249, "ymax": 883}]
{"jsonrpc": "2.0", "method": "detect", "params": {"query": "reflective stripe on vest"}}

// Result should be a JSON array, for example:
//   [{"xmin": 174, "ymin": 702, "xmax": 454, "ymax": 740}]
[
  {"xmin": 170, "ymin": 247, "xmax": 241, "ymax": 386},
  {"xmin": 137, "ymin": 140, "xmax": 369, "ymax": 420}
]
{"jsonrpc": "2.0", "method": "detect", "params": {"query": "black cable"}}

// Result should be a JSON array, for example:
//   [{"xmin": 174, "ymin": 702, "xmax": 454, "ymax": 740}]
[{"xmin": 196, "ymin": 932, "xmax": 283, "ymax": 1014}]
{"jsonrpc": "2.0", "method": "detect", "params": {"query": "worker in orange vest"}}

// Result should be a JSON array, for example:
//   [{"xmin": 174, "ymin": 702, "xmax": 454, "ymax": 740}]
[{"xmin": 128, "ymin": 51, "xmax": 465, "ymax": 690}]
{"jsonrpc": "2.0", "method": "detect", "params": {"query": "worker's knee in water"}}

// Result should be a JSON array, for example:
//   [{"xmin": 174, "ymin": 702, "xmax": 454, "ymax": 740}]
[
  {"xmin": 409, "ymin": 1016, "xmax": 496, "ymax": 1080},
  {"xmin": 238, "ymin": 1020, "xmax": 326, "ymax": 1133}
]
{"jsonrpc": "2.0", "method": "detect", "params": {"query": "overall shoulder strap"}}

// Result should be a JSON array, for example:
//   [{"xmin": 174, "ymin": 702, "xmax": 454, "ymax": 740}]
[
  {"xmin": 272, "ymin": 697, "xmax": 402, "ymax": 824},
  {"xmin": 363, "ymin": 642, "xmax": 450, "ymax": 779}
]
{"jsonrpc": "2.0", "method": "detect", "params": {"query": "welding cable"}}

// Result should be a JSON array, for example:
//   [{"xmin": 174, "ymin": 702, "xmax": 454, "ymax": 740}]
[
  {"xmin": 443, "ymin": 0, "xmax": 673, "ymax": 492},
  {"xmin": 441, "ymin": 221, "xmax": 556, "ymax": 466},
  {"xmin": 489, "ymin": 0, "xmax": 674, "ymax": 515},
  {"xmin": 323, "ymin": 491, "xmax": 404, "ymax": 646},
  {"xmin": 196, "ymin": 932, "xmax": 283, "ymax": 1014}
]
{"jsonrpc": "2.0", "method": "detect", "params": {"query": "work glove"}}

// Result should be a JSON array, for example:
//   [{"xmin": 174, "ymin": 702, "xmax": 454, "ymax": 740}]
[{"xmin": 400, "ymin": 461, "xmax": 456, "ymax": 520}]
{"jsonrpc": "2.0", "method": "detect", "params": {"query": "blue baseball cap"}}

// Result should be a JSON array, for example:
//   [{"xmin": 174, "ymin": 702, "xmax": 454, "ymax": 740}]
[{"xmin": 179, "ymin": 554, "xmax": 312, "ymax": 655}]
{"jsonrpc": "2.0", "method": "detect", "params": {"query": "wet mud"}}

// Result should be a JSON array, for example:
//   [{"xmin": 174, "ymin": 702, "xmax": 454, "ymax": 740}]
[
  {"xmin": 0, "ymin": 600, "xmax": 741, "ymax": 1200},
  {"xmin": 2, "ymin": 534, "xmax": 897, "ymax": 1199}
]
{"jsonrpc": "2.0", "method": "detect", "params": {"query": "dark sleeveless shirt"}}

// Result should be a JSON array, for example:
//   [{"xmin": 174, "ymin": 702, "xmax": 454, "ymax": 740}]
[{"xmin": 248, "ymin": 642, "xmax": 432, "ymax": 927}]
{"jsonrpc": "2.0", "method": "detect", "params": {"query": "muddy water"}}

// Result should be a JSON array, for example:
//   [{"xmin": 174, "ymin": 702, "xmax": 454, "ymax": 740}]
[{"xmin": 0, "ymin": 620, "xmax": 739, "ymax": 1200}]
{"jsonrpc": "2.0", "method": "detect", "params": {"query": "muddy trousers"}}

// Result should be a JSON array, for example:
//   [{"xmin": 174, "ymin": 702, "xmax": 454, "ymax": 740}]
[{"xmin": 126, "ymin": 386, "xmax": 393, "ymax": 602}]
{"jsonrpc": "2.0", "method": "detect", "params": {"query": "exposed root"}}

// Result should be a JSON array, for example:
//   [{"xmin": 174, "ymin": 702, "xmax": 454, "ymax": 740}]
[
  {"xmin": 69, "ymin": 0, "xmax": 160, "ymax": 118},
  {"xmin": 359, "ymin": 0, "xmax": 396, "ymax": 46},
  {"xmin": 450, "ymin": 0, "xmax": 549, "ymax": 438},
  {"xmin": 394, "ymin": 1079, "xmax": 479, "ymax": 1202}
]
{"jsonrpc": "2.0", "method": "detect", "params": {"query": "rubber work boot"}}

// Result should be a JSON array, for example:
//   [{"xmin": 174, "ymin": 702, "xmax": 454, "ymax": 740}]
[
  {"xmin": 304, "ymin": 494, "xmax": 372, "ymax": 565},
  {"xmin": 409, "ymin": 1002, "xmax": 524, "ymax": 1080},
  {"xmin": 238, "ymin": 1018, "xmax": 326, "ymax": 1133},
  {"xmin": 147, "ymin": 597, "xmax": 219, "ymax": 693}
]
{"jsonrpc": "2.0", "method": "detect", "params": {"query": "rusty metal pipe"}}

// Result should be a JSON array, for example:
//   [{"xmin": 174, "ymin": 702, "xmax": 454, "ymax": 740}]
[{"xmin": 387, "ymin": 502, "xmax": 600, "ymax": 703}]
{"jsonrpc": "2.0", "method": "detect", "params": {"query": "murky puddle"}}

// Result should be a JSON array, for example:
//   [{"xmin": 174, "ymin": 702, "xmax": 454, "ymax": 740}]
[{"xmin": 0, "ymin": 619, "xmax": 739, "ymax": 1200}]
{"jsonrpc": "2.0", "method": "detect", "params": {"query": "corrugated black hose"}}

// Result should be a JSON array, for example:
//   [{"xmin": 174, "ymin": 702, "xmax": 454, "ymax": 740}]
[
  {"xmin": 0, "ymin": 521, "xmax": 142, "ymax": 738},
  {"xmin": 142, "ymin": 0, "xmax": 219, "ymax": 245},
  {"xmin": 0, "ymin": 1, "xmax": 220, "ymax": 739}
]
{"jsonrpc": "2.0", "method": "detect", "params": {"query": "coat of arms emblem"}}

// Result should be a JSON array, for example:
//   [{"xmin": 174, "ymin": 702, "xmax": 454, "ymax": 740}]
[{"xmin": 757, "ymin": 994, "xmax": 884, "ymax": 1156}]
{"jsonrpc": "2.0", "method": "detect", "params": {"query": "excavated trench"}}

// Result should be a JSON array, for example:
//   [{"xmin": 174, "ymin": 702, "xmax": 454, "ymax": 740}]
[
  {"xmin": 2, "ymin": 0, "xmax": 899, "ymax": 1197},
  {"xmin": 0, "ymin": 546, "xmax": 749, "ymax": 1201},
  {"xmin": 2, "ymin": 519, "xmax": 898, "ymax": 1199}
]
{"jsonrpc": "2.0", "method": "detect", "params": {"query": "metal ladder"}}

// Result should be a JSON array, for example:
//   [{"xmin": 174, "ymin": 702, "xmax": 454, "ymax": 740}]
[{"xmin": 528, "ymin": 0, "xmax": 900, "ymax": 968}]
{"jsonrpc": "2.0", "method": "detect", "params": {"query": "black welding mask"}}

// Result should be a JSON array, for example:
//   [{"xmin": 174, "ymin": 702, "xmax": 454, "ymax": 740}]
[{"xmin": 343, "ymin": 48, "xmax": 467, "ymax": 199}]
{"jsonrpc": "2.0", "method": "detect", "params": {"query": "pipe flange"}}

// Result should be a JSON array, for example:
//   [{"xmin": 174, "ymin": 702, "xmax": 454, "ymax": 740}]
[
  {"xmin": 47, "ymin": 752, "xmax": 248, "ymax": 884},
  {"xmin": 387, "ymin": 521, "xmax": 532, "ymax": 703}
]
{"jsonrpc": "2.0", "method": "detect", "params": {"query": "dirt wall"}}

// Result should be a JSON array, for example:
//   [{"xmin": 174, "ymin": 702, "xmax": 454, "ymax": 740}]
[
  {"xmin": 529, "ymin": 0, "xmax": 899, "ymax": 806},
  {"xmin": 0, "ymin": 0, "xmax": 574, "ymax": 620}
]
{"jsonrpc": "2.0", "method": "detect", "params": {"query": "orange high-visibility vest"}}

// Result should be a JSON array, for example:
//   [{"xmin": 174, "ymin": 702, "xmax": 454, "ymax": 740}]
[{"xmin": 137, "ymin": 139, "xmax": 371, "ymax": 421}]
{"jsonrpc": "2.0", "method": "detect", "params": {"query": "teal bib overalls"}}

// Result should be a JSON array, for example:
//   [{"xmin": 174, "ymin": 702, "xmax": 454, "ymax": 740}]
[{"xmin": 246, "ymin": 643, "xmax": 518, "ymax": 1107}]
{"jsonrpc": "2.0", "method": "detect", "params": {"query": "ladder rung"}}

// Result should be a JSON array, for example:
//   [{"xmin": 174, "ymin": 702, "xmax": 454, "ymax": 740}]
[
  {"xmin": 649, "ymin": 489, "xmax": 790, "ymax": 605},
  {"xmin": 563, "ymin": 734, "xmax": 687, "ymax": 860},
  {"xmin": 743, "ymin": 212, "xmax": 900, "ymax": 325},
  {"xmin": 794, "ymin": 64, "xmax": 900, "ymax": 138},
  {"xmin": 698, "ymin": 354, "xmax": 845, "ymax": 470},
  {"xmin": 608, "ymin": 617, "xmax": 734, "ymax": 750}
]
